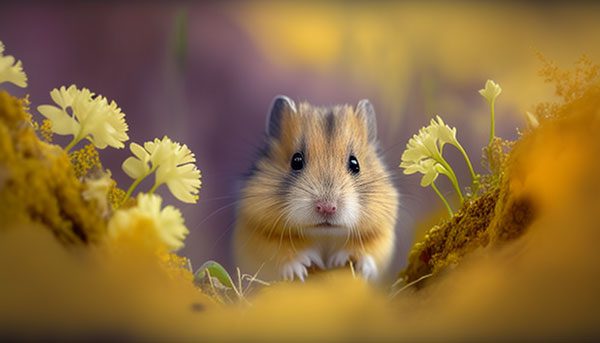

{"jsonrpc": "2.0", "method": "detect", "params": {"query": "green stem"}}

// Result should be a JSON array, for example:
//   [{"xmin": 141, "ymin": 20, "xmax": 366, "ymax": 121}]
[
  {"xmin": 122, "ymin": 175, "xmax": 147, "ymax": 205},
  {"xmin": 436, "ymin": 156, "xmax": 464, "ymax": 203},
  {"xmin": 456, "ymin": 143, "xmax": 477, "ymax": 183},
  {"xmin": 431, "ymin": 182, "xmax": 453, "ymax": 217},
  {"xmin": 64, "ymin": 134, "xmax": 82, "ymax": 153},
  {"xmin": 489, "ymin": 100, "xmax": 495, "ymax": 146},
  {"xmin": 149, "ymin": 182, "xmax": 160, "ymax": 194}
]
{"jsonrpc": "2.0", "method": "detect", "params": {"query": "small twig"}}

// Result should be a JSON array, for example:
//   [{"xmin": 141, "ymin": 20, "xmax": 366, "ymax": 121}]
[
  {"xmin": 389, "ymin": 273, "xmax": 433, "ymax": 299},
  {"xmin": 241, "ymin": 274, "xmax": 270, "ymax": 287},
  {"xmin": 242, "ymin": 263, "xmax": 271, "ymax": 294},
  {"xmin": 236, "ymin": 267, "xmax": 243, "ymax": 298},
  {"xmin": 228, "ymin": 269, "xmax": 244, "ymax": 301},
  {"xmin": 242, "ymin": 263, "xmax": 269, "ymax": 295},
  {"xmin": 390, "ymin": 276, "xmax": 405, "ymax": 290}
]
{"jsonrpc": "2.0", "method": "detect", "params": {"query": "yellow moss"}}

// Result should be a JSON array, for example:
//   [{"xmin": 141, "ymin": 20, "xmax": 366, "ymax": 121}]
[
  {"xmin": 69, "ymin": 143, "xmax": 102, "ymax": 179},
  {"xmin": 401, "ymin": 188, "xmax": 500, "ymax": 284},
  {"xmin": 0, "ymin": 91, "xmax": 105, "ymax": 245},
  {"xmin": 39, "ymin": 119, "xmax": 54, "ymax": 143},
  {"xmin": 481, "ymin": 138, "xmax": 513, "ymax": 185},
  {"xmin": 158, "ymin": 251, "xmax": 194, "ymax": 283},
  {"xmin": 532, "ymin": 54, "xmax": 600, "ymax": 123},
  {"xmin": 484, "ymin": 180, "xmax": 534, "ymax": 243},
  {"xmin": 108, "ymin": 183, "xmax": 130, "ymax": 210}
]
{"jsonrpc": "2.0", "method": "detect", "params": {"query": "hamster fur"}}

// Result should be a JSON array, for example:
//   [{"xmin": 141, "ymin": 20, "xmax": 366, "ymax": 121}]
[{"xmin": 233, "ymin": 96, "xmax": 399, "ymax": 282}]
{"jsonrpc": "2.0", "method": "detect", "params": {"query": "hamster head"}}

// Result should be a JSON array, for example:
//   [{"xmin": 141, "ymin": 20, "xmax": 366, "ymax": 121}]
[{"xmin": 241, "ymin": 96, "xmax": 398, "ymax": 237}]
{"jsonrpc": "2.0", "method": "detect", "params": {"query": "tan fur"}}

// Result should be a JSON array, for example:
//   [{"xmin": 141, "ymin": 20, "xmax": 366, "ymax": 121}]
[{"xmin": 234, "ymin": 101, "xmax": 398, "ymax": 281}]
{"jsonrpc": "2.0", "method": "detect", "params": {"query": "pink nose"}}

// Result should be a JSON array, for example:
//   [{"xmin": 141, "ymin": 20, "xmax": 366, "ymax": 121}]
[{"xmin": 315, "ymin": 201, "xmax": 337, "ymax": 215}]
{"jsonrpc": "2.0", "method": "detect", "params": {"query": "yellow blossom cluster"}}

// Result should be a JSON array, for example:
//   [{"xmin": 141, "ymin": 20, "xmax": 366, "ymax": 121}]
[
  {"xmin": 108, "ymin": 193, "xmax": 189, "ymax": 252},
  {"xmin": 400, "ymin": 115, "xmax": 476, "ymax": 215},
  {"xmin": 69, "ymin": 143, "xmax": 102, "ymax": 179},
  {"xmin": 122, "ymin": 136, "xmax": 202, "ymax": 204},
  {"xmin": 400, "ymin": 80, "xmax": 500, "ymax": 215},
  {"xmin": 400, "ymin": 116, "xmax": 462, "ymax": 187},
  {"xmin": 1, "ymin": 42, "xmax": 201, "ymax": 253},
  {"xmin": 37, "ymin": 85, "xmax": 129, "ymax": 151},
  {"xmin": 39, "ymin": 119, "xmax": 54, "ymax": 142}
]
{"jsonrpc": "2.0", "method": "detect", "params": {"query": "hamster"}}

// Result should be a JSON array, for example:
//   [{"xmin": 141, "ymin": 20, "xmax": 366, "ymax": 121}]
[{"xmin": 233, "ymin": 96, "xmax": 399, "ymax": 282}]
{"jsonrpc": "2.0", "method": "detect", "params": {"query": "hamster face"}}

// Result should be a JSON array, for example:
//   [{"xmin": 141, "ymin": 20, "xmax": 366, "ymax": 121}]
[
  {"xmin": 240, "ymin": 97, "xmax": 397, "ymax": 239},
  {"xmin": 275, "ymin": 104, "xmax": 364, "ymax": 233}
]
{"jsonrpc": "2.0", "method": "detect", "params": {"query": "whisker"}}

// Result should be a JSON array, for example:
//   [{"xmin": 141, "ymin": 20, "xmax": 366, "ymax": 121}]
[
  {"xmin": 208, "ymin": 218, "xmax": 237, "ymax": 255},
  {"xmin": 193, "ymin": 200, "xmax": 240, "ymax": 231}
]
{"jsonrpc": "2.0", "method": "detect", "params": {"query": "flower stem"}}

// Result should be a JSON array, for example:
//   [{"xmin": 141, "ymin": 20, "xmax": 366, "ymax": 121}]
[
  {"xmin": 431, "ymin": 182, "xmax": 453, "ymax": 217},
  {"xmin": 122, "ymin": 175, "xmax": 147, "ymax": 205},
  {"xmin": 149, "ymin": 182, "xmax": 160, "ymax": 194},
  {"xmin": 64, "ymin": 134, "xmax": 82, "ymax": 153},
  {"xmin": 489, "ymin": 100, "xmax": 495, "ymax": 146},
  {"xmin": 456, "ymin": 143, "xmax": 477, "ymax": 183},
  {"xmin": 436, "ymin": 156, "xmax": 464, "ymax": 203}
]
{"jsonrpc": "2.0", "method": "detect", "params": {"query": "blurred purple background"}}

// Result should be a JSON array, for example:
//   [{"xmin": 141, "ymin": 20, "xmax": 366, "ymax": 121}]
[{"xmin": 2, "ymin": 1, "xmax": 598, "ymax": 276}]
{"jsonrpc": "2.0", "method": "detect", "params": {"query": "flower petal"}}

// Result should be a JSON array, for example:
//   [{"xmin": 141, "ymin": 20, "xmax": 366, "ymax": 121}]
[
  {"xmin": 420, "ymin": 168, "xmax": 438, "ymax": 187},
  {"xmin": 122, "ymin": 156, "xmax": 150, "ymax": 179},
  {"xmin": 138, "ymin": 136, "xmax": 202, "ymax": 203},
  {"xmin": 0, "ymin": 42, "xmax": 27, "ymax": 88},
  {"xmin": 479, "ymin": 79, "xmax": 502, "ymax": 104},
  {"xmin": 107, "ymin": 193, "xmax": 189, "ymax": 251},
  {"xmin": 130, "ymin": 142, "xmax": 149, "ymax": 161},
  {"xmin": 37, "ymin": 105, "xmax": 80, "ymax": 136}
]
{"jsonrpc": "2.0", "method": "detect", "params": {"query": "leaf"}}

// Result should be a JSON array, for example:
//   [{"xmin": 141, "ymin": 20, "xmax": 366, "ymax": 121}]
[{"xmin": 194, "ymin": 260, "xmax": 235, "ymax": 289}]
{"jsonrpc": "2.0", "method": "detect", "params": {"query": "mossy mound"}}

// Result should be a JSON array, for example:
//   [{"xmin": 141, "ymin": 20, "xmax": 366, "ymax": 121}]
[
  {"xmin": 0, "ymin": 91, "xmax": 105, "ymax": 245},
  {"xmin": 402, "ymin": 188, "xmax": 500, "ymax": 284},
  {"xmin": 401, "ymin": 58, "xmax": 599, "ymax": 286}
]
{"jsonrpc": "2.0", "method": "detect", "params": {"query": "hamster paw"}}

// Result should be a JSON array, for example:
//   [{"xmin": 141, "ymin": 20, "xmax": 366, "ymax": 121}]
[
  {"xmin": 355, "ymin": 255, "xmax": 378, "ymax": 280},
  {"xmin": 327, "ymin": 250, "xmax": 351, "ymax": 269},
  {"xmin": 281, "ymin": 249, "xmax": 324, "ymax": 282},
  {"xmin": 281, "ymin": 261, "xmax": 308, "ymax": 282}
]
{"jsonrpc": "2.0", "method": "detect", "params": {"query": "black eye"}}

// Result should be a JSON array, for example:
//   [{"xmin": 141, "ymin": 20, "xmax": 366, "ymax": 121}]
[
  {"xmin": 291, "ymin": 152, "xmax": 304, "ymax": 171},
  {"xmin": 348, "ymin": 155, "xmax": 360, "ymax": 175}
]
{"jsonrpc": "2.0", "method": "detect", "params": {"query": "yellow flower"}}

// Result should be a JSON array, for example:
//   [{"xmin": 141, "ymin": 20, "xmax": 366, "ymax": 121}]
[
  {"xmin": 478, "ymin": 79, "xmax": 502, "ymax": 105},
  {"xmin": 400, "ymin": 114, "xmax": 477, "ymax": 208},
  {"xmin": 122, "ymin": 136, "xmax": 202, "ymax": 204},
  {"xmin": 428, "ymin": 115, "xmax": 459, "ymax": 150},
  {"xmin": 0, "ymin": 41, "xmax": 27, "ymax": 88},
  {"xmin": 108, "ymin": 193, "xmax": 189, "ymax": 251},
  {"xmin": 400, "ymin": 124, "xmax": 444, "ymax": 187},
  {"xmin": 37, "ymin": 85, "xmax": 129, "ymax": 151},
  {"xmin": 403, "ymin": 158, "xmax": 438, "ymax": 186},
  {"xmin": 400, "ymin": 116, "xmax": 459, "ymax": 166},
  {"xmin": 401, "ymin": 128, "xmax": 439, "ymax": 165}
]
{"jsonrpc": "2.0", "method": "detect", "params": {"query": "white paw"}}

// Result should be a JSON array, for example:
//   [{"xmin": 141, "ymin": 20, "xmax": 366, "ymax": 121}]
[
  {"xmin": 281, "ymin": 261, "xmax": 308, "ymax": 282},
  {"xmin": 281, "ymin": 249, "xmax": 324, "ymax": 282},
  {"xmin": 327, "ymin": 250, "xmax": 351, "ymax": 268},
  {"xmin": 355, "ymin": 255, "xmax": 378, "ymax": 280}
]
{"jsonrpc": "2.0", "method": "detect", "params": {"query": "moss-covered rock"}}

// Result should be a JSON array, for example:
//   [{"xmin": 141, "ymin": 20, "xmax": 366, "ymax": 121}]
[{"xmin": 0, "ymin": 91, "xmax": 105, "ymax": 245}]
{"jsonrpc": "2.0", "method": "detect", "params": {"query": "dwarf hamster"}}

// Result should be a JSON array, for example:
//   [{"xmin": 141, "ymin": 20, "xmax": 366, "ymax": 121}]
[{"xmin": 233, "ymin": 96, "xmax": 399, "ymax": 282}]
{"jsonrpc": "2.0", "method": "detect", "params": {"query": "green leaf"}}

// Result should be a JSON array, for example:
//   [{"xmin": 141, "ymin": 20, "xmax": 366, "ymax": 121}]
[{"xmin": 194, "ymin": 260, "xmax": 235, "ymax": 289}]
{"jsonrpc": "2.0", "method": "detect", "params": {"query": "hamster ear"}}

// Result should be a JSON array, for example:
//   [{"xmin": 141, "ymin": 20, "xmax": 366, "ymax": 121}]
[
  {"xmin": 356, "ymin": 99, "xmax": 377, "ymax": 142},
  {"xmin": 266, "ymin": 95, "xmax": 297, "ymax": 137}
]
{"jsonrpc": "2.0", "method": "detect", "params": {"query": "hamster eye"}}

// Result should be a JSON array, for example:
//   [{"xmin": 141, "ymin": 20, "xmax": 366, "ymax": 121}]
[
  {"xmin": 348, "ymin": 155, "xmax": 360, "ymax": 175},
  {"xmin": 291, "ymin": 152, "xmax": 304, "ymax": 171}
]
